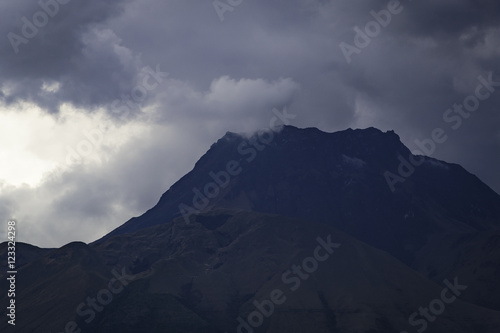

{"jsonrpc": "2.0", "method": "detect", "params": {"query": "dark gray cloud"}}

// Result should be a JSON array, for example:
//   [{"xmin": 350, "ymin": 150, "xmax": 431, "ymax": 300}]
[
  {"xmin": 0, "ymin": 0, "xmax": 133, "ymax": 111},
  {"xmin": 1, "ymin": 0, "xmax": 499, "ymax": 247}
]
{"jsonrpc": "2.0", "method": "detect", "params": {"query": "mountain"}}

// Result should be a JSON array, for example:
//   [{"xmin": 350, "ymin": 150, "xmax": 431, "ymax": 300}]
[
  {"xmin": 100, "ymin": 126, "xmax": 500, "ymax": 264},
  {"xmin": 2, "ymin": 126, "xmax": 500, "ymax": 332},
  {"xmin": 2, "ymin": 210, "xmax": 500, "ymax": 333},
  {"xmin": 0, "ymin": 242, "xmax": 52, "ymax": 270}
]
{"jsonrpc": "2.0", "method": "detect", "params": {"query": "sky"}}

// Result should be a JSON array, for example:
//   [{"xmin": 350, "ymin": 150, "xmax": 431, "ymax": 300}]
[{"xmin": 0, "ymin": 0, "xmax": 499, "ymax": 247}]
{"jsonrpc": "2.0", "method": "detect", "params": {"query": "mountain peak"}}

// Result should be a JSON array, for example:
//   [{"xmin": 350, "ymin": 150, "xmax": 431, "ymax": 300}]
[
  {"xmin": 222, "ymin": 125, "xmax": 399, "ymax": 141},
  {"xmin": 99, "ymin": 125, "xmax": 500, "ymax": 264}
]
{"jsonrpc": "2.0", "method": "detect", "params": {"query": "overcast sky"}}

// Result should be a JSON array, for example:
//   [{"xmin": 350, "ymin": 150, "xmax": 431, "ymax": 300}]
[{"xmin": 1, "ymin": 0, "xmax": 499, "ymax": 247}]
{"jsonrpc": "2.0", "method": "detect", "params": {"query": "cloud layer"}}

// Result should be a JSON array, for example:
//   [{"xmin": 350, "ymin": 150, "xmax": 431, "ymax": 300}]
[{"xmin": 1, "ymin": 0, "xmax": 499, "ymax": 247}]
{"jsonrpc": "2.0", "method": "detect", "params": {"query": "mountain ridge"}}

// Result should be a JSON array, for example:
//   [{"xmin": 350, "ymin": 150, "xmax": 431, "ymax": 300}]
[{"xmin": 97, "ymin": 126, "xmax": 500, "ymax": 264}]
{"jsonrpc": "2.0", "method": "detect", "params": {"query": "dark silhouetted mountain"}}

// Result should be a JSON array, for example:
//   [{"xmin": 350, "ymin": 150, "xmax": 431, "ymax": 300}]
[
  {"xmin": 96, "ymin": 126, "xmax": 500, "ymax": 312},
  {"xmin": 2, "ymin": 211, "xmax": 500, "ymax": 332},
  {"xmin": 101, "ymin": 126, "xmax": 500, "ymax": 265},
  {"xmin": 3, "ymin": 126, "xmax": 500, "ymax": 332},
  {"xmin": 0, "ymin": 242, "xmax": 52, "ymax": 270}
]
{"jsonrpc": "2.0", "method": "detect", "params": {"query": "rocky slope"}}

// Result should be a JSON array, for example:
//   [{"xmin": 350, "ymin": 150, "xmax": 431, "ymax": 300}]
[
  {"xmin": 2, "ymin": 211, "xmax": 500, "ymax": 332},
  {"xmin": 2, "ymin": 126, "xmax": 499, "ymax": 332}
]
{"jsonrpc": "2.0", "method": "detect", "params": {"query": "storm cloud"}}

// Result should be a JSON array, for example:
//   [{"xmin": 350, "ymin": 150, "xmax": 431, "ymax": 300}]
[{"xmin": 1, "ymin": 0, "xmax": 499, "ymax": 247}]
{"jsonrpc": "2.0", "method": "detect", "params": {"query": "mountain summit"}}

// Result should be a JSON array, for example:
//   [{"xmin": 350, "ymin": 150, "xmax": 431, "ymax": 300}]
[
  {"xmin": 4, "ymin": 126, "xmax": 499, "ymax": 333},
  {"xmin": 101, "ymin": 126, "xmax": 500, "ymax": 263}
]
